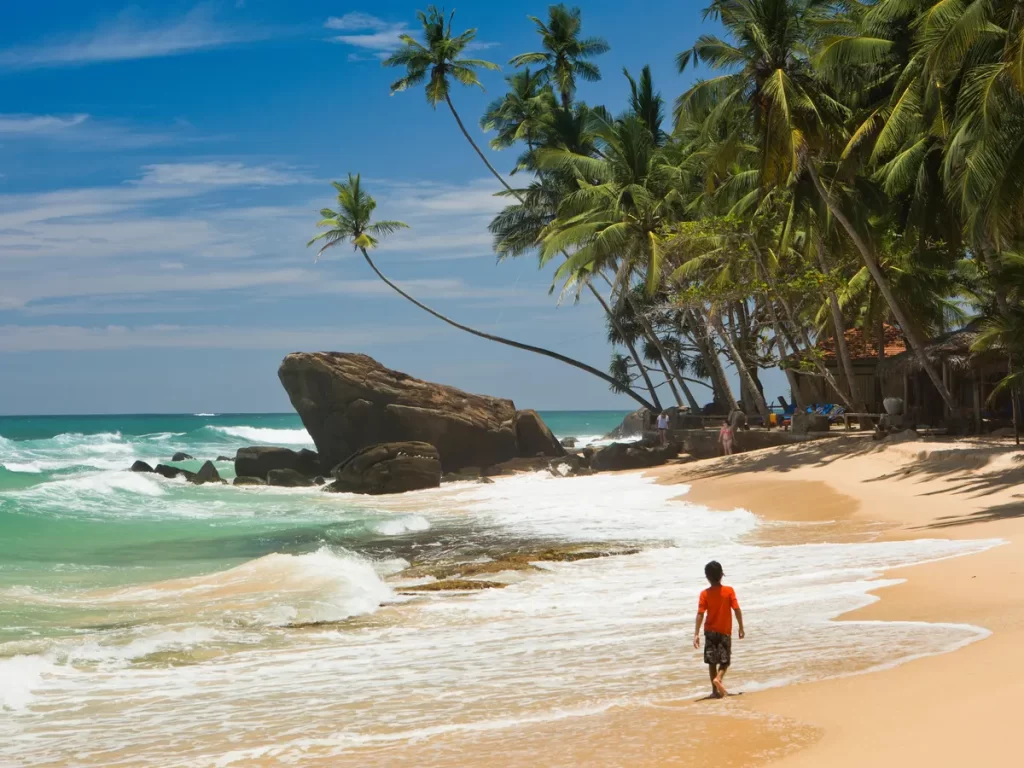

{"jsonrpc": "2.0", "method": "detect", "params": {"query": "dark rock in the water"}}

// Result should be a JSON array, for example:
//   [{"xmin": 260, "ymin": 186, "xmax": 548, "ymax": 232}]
[
  {"xmin": 313, "ymin": 475, "xmax": 326, "ymax": 486},
  {"xmin": 233, "ymin": 476, "xmax": 267, "ymax": 486},
  {"xmin": 401, "ymin": 579, "xmax": 507, "ymax": 592},
  {"xmin": 216, "ymin": 456, "xmax": 233, "ymax": 462},
  {"xmin": 482, "ymin": 457, "xmax": 552, "ymax": 477},
  {"xmin": 171, "ymin": 452, "xmax": 194, "ymax": 462},
  {"xmin": 604, "ymin": 408, "xmax": 650, "ymax": 440},
  {"xmin": 560, "ymin": 437, "xmax": 578, "ymax": 449},
  {"xmin": 267, "ymin": 468, "xmax": 316, "ymax": 487},
  {"xmin": 325, "ymin": 441, "xmax": 441, "ymax": 495},
  {"xmin": 189, "ymin": 460, "xmax": 224, "ymax": 485},
  {"xmin": 130, "ymin": 460, "xmax": 154, "ymax": 473},
  {"xmin": 548, "ymin": 453, "xmax": 591, "ymax": 477},
  {"xmin": 514, "ymin": 409, "xmax": 565, "ymax": 459},
  {"xmin": 442, "ymin": 466, "xmax": 482, "ymax": 483},
  {"xmin": 478, "ymin": 476, "xmax": 495, "ymax": 484},
  {"xmin": 279, "ymin": 353, "xmax": 531, "ymax": 472},
  {"xmin": 234, "ymin": 446, "xmax": 319, "ymax": 480},
  {"xmin": 154, "ymin": 464, "xmax": 195, "ymax": 481},
  {"xmin": 590, "ymin": 441, "xmax": 680, "ymax": 472}
]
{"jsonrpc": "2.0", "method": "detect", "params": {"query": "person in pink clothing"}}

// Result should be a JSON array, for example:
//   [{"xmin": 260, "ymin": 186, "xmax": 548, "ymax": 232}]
[{"xmin": 718, "ymin": 419, "xmax": 735, "ymax": 455}]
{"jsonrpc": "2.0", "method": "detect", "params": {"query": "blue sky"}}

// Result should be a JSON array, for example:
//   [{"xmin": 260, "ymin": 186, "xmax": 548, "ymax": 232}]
[{"xmin": 0, "ymin": 1, "xmax": 783, "ymax": 415}]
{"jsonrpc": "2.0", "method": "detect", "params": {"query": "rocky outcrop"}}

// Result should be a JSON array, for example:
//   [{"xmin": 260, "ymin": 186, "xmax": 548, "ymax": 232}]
[
  {"xmin": 267, "ymin": 468, "xmax": 316, "ymax": 487},
  {"xmin": 130, "ymin": 460, "xmax": 154, "ymax": 473},
  {"xmin": 590, "ymin": 441, "xmax": 680, "ymax": 472},
  {"xmin": 216, "ymin": 455, "xmax": 233, "ymax": 462},
  {"xmin": 171, "ymin": 452, "xmax": 194, "ymax": 462},
  {"xmin": 325, "ymin": 441, "xmax": 441, "ymax": 495},
  {"xmin": 154, "ymin": 464, "xmax": 195, "ymax": 481},
  {"xmin": 560, "ymin": 437, "xmax": 578, "ymax": 449},
  {"xmin": 604, "ymin": 408, "xmax": 649, "ymax": 440},
  {"xmin": 234, "ymin": 446, "xmax": 320, "ymax": 480},
  {"xmin": 548, "ymin": 453, "xmax": 593, "ymax": 477},
  {"xmin": 189, "ymin": 460, "xmax": 224, "ymax": 485},
  {"xmin": 233, "ymin": 476, "xmax": 267, "ymax": 486},
  {"xmin": 514, "ymin": 409, "xmax": 565, "ymax": 458},
  {"xmin": 279, "ymin": 353, "xmax": 548, "ymax": 472}
]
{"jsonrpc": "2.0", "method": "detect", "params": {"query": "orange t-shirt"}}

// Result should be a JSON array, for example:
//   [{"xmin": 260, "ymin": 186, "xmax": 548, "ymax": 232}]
[{"xmin": 698, "ymin": 585, "xmax": 739, "ymax": 635}]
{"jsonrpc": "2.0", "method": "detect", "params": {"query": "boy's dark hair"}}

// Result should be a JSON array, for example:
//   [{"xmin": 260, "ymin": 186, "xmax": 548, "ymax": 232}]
[{"xmin": 705, "ymin": 560, "xmax": 724, "ymax": 583}]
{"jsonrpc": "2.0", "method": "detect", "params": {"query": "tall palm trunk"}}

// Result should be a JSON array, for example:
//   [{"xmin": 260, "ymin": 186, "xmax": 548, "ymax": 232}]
[
  {"xmin": 358, "ymin": 247, "xmax": 656, "ymax": 411},
  {"xmin": 807, "ymin": 163, "xmax": 956, "ymax": 411},
  {"xmin": 445, "ymin": 94, "xmax": 519, "ymax": 198},
  {"xmin": 622, "ymin": 293, "xmax": 686, "ymax": 408},
  {"xmin": 813, "ymin": 237, "xmax": 863, "ymax": 409},
  {"xmin": 588, "ymin": 280, "xmax": 662, "ymax": 410},
  {"xmin": 712, "ymin": 313, "xmax": 770, "ymax": 420},
  {"xmin": 688, "ymin": 309, "xmax": 739, "ymax": 412}
]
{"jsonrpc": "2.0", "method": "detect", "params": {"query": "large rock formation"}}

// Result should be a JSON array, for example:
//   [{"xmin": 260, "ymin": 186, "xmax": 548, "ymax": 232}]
[
  {"xmin": 325, "ymin": 441, "xmax": 442, "ymax": 495},
  {"xmin": 279, "ymin": 353, "xmax": 559, "ymax": 472},
  {"xmin": 604, "ymin": 408, "xmax": 650, "ymax": 440},
  {"xmin": 189, "ymin": 460, "xmax": 225, "ymax": 486},
  {"xmin": 514, "ymin": 409, "xmax": 565, "ymax": 458},
  {"xmin": 590, "ymin": 441, "xmax": 681, "ymax": 472},
  {"xmin": 234, "ymin": 446, "xmax": 320, "ymax": 480}
]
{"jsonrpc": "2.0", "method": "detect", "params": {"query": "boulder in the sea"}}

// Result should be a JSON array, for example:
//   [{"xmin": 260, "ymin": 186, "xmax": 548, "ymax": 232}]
[
  {"xmin": 514, "ymin": 409, "xmax": 565, "ymax": 458},
  {"xmin": 548, "ymin": 453, "xmax": 591, "ymax": 478},
  {"xmin": 154, "ymin": 464, "xmax": 195, "ymax": 481},
  {"xmin": 233, "ymin": 476, "xmax": 267, "ymax": 486},
  {"xmin": 441, "ymin": 466, "xmax": 482, "ymax": 483},
  {"xmin": 171, "ymin": 452, "xmax": 194, "ymax": 462},
  {"xmin": 189, "ymin": 460, "xmax": 225, "ymax": 485},
  {"xmin": 604, "ymin": 408, "xmax": 649, "ymax": 440},
  {"xmin": 560, "ymin": 437, "xmax": 578, "ymax": 449},
  {"xmin": 482, "ymin": 457, "xmax": 553, "ymax": 477},
  {"xmin": 216, "ymin": 455, "xmax": 233, "ymax": 462},
  {"xmin": 130, "ymin": 460, "xmax": 154, "ymax": 473},
  {"xmin": 234, "ymin": 446, "xmax": 320, "ymax": 480},
  {"xmin": 325, "ymin": 441, "xmax": 442, "ymax": 495},
  {"xmin": 313, "ymin": 475, "xmax": 327, "ymax": 486},
  {"xmin": 590, "ymin": 441, "xmax": 680, "ymax": 472},
  {"xmin": 267, "ymin": 468, "xmax": 316, "ymax": 487},
  {"xmin": 278, "ymin": 353, "xmax": 533, "ymax": 472}
]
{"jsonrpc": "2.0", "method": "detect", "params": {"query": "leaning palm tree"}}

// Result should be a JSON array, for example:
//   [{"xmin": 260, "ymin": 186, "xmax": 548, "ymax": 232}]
[
  {"xmin": 383, "ymin": 7, "xmax": 517, "ymax": 197},
  {"xmin": 480, "ymin": 68, "xmax": 557, "ymax": 172},
  {"xmin": 509, "ymin": 4, "xmax": 610, "ymax": 109},
  {"xmin": 309, "ymin": 174, "xmax": 657, "ymax": 411}
]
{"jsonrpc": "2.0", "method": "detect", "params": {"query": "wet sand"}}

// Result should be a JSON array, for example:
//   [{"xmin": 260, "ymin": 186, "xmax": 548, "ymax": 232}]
[{"xmin": 651, "ymin": 435, "xmax": 1024, "ymax": 765}]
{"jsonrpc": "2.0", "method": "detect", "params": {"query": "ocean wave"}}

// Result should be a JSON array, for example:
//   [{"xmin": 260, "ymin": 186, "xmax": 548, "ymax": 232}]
[
  {"xmin": 193, "ymin": 413, "xmax": 217, "ymax": 417},
  {"xmin": 205, "ymin": 425, "xmax": 313, "ymax": 445},
  {"xmin": 369, "ymin": 515, "xmax": 431, "ymax": 537},
  {"xmin": 0, "ymin": 654, "xmax": 57, "ymax": 711}
]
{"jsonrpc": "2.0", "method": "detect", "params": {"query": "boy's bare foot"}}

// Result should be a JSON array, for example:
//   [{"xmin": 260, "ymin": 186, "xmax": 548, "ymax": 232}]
[{"xmin": 713, "ymin": 678, "xmax": 729, "ymax": 697}]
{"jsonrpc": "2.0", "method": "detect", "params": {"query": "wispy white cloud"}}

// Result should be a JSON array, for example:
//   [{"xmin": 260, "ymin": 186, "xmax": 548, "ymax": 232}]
[
  {"xmin": 324, "ymin": 12, "xmax": 388, "ymax": 32},
  {"xmin": 0, "ymin": 114, "xmax": 90, "ymax": 135},
  {"xmin": 136, "ymin": 161, "xmax": 313, "ymax": 187},
  {"xmin": 0, "ymin": 6, "xmax": 269, "ymax": 70},
  {"xmin": 0, "ymin": 323, "xmax": 439, "ymax": 352}
]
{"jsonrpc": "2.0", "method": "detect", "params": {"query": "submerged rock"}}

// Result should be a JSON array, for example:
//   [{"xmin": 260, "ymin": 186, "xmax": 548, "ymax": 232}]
[
  {"xmin": 171, "ymin": 452, "xmax": 194, "ymax": 462},
  {"xmin": 216, "ymin": 455, "xmax": 233, "ymax": 462},
  {"xmin": 514, "ymin": 409, "xmax": 565, "ymax": 458},
  {"xmin": 560, "ymin": 437, "xmax": 578, "ymax": 449},
  {"xmin": 548, "ymin": 453, "xmax": 591, "ymax": 477},
  {"xmin": 278, "ymin": 352, "xmax": 560, "ymax": 472},
  {"xmin": 267, "ymin": 468, "xmax": 315, "ymax": 487},
  {"xmin": 400, "ymin": 579, "xmax": 507, "ymax": 592},
  {"xmin": 233, "ymin": 476, "xmax": 267, "ymax": 486},
  {"xmin": 154, "ymin": 464, "xmax": 195, "ymax": 481},
  {"xmin": 189, "ymin": 460, "xmax": 225, "ymax": 485},
  {"xmin": 590, "ymin": 441, "xmax": 680, "ymax": 472},
  {"xmin": 325, "ymin": 441, "xmax": 442, "ymax": 495},
  {"xmin": 234, "ymin": 446, "xmax": 319, "ymax": 480},
  {"xmin": 130, "ymin": 460, "xmax": 154, "ymax": 473}
]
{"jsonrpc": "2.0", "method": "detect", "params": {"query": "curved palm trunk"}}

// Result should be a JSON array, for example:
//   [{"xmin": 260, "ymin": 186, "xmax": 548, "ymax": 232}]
[
  {"xmin": 712, "ymin": 313, "xmax": 770, "ymax": 421},
  {"xmin": 815, "ymin": 236, "xmax": 863, "ymax": 410},
  {"xmin": 445, "ymin": 94, "xmax": 519, "ymax": 198},
  {"xmin": 688, "ymin": 309, "xmax": 739, "ymax": 412},
  {"xmin": 807, "ymin": 164, "xmax": 956, "ymax": 412},
  {"xmin": 358, "ymin": 247, "xmax": 656, "ymax": 411}
]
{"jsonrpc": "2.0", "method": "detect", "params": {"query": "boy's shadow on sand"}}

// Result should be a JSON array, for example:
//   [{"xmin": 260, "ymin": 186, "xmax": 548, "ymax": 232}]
[{"xmin": 696, "ymin": 692, "xmax": 744, "ymax": 702}]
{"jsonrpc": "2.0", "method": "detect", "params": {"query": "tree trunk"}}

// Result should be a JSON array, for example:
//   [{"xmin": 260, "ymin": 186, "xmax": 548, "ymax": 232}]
[
  {"xmin": 445, "ymin": 94, "xmax": 519, "ymax": 198},
  {"xmin": 587, "ymin": 281, "xmax": 662, "ymax": 410},
  {"xmin": 687, "ymin": 309, "xmax": 738, "ymax": 411},
  {"xmin": 815, "ymin": 244, "xmax": 863, "ymax": 410},
  {"xmin": 807, "ymin": 163, "xmax": 956, "ymax": 411},
  {"xmin": 623, "ymin": 293, "xmax": 687, "ymax": 408},
  {"xmin": 712, "ymin": 313, "xmax": 770, "ymax": 420},
  {"xmin": 358, "ymin": 247, "xmax": 657, "ymax": 411}
]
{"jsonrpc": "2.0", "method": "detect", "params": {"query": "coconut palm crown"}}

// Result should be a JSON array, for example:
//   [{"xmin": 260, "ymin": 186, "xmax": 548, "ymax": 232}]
[{"xmin": 308, "ymin": 174, "xmax": 408, "ymax": 259}]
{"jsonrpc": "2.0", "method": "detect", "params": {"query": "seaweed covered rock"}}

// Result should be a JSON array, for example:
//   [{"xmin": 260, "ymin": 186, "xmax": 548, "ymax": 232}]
[{"xmin": 325, "ymin": 441, "xmax": 441, "ymax": 495}]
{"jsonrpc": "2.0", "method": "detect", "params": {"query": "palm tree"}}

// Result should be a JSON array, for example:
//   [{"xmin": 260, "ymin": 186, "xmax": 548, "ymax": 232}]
[
  {"xmin": 309, "ymin": 174, "xmax": 657, "ymax": 411},
  {"xmin": 480, "ymin": 68, "xmax": 557, "ymax": 172},
  {"xmin": 509, "ymin": 4, "xmax": 610, "ymax": 110},
  {"xmin": 383, "ymin": 7, "xmax": 516, "ymax": 197},
  {"xmin": 677, "ymin": 0, "xmax": 958, "ymax": 411}
]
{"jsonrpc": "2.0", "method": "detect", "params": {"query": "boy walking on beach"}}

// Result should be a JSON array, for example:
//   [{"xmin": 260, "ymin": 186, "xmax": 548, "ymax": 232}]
[{"xmin": 693, "ymin": 560, "xmax": 744, "ymax": 698}]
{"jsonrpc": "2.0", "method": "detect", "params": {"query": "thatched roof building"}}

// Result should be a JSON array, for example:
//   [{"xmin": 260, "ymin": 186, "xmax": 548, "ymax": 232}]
[{"xmin": 879, "ymin": 322, "xmax": 1001, "ymax": 376}]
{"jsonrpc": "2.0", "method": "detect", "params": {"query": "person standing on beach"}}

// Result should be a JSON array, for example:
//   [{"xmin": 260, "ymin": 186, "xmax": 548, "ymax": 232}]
[
  {"xmin": 718, "ymin": 419, "xmax": 734, "ymax": 455},
  {"xmin": 656, "ymin": 411, "xmax": 670, "ymax": 445},
  {"xmin": 693, "ymin": 560, "xmax": 744, "ymax": 698}
]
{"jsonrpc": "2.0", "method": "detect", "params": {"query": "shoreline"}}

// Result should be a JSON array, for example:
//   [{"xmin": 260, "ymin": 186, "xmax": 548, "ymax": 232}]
[{"xmin": 648, "ymin": 436, "xmax": 1024, "ymax": 765}]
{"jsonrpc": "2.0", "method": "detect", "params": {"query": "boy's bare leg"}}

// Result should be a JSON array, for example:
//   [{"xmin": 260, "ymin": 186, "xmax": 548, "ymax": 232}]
[
  {"xmin": 707, "ymin": 664, "xmax": 721, "ymax": 697},
  {"xmin": 713, "ymin": 664, "xmax": 730, "ymax": 696}
]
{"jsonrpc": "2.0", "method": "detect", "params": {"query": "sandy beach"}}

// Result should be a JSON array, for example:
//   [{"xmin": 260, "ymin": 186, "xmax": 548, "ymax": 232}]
[{"xmin": 655, "ymin": 434, "xmax": 1024, "ymax": 766}]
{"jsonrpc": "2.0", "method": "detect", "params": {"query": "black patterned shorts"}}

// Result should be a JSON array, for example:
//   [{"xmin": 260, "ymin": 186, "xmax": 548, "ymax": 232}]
[{"xmin": 703, "ymin": 631, "xmax": 732, "ymax": 666}]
